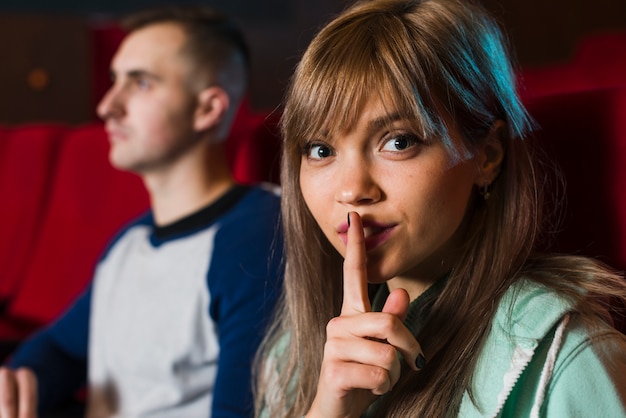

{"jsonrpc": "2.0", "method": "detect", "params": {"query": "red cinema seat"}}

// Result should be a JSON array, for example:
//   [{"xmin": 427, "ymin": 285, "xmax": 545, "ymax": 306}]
[
  {"xmin": 518, "ymin": 30, "xmax": 626, "ymax": 100},
  {"xmin": 0, "ymin": 125, "xmax": 66, "ymax": 305},
  {"xmin": 90, "ymin": 24, "xmax": 126, "ymax": 115},
  {"xmin": 573, "ymin": 31, "xmax": 626, "ymax": 90},
  {"xmin": 526, "ymin": 86, "xmax": 626, "ymax": 272},
  {"xmin": 6, "ymin": 124, "xmax": 149, "ymax": 325},
  {"xmin": 517, "ymin": 63, "xmax": 583, "ymax": 101},
  {"xmin": 226, "ymin": 102, "xmax": 281, "ymax": 185}
]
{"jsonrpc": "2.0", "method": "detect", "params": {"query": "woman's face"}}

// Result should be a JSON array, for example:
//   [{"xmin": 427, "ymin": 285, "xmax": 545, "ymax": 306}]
[{"xmin": 299, "ymin": 97, "xmax": 489, "ymax": 291}]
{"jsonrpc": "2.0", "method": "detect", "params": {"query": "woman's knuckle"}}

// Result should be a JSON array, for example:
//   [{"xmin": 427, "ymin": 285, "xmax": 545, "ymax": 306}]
[
  {"xmin": 370, "ymin": 366, "xmax": 389, "ymax": 389},
  {"xmin": 377, "ymin": 344, "xmax": 397, "ymax": 365}
]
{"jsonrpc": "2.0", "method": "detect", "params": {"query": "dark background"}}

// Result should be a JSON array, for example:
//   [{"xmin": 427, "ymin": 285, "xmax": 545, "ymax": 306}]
[{"xmin": 0, "ymin": 0, "xmax": 624, "ymax": 124}]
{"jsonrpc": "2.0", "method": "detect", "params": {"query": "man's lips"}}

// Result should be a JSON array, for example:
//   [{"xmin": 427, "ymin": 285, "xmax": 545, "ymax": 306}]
[
  {"xmin": 337, "ymin": 219, "xmax": 397, "ymax": 251},
  {"xmin": 105, "ymin": 124, "xmax": 129, "ymax": 141}
]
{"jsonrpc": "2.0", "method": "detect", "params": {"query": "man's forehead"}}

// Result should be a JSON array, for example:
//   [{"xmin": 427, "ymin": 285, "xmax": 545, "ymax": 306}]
[{"xmin": 111, "ymin": 22, "xmax": 188, "ymax": 73}]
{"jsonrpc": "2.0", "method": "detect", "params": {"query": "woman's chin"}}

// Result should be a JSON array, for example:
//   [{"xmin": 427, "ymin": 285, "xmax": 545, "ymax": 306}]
[{"xmin": 365, "ymin": 267, "xmax": 395, "ymax": 285}]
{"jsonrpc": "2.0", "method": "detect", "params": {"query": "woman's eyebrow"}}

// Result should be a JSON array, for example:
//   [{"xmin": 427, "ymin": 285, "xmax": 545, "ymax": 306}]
[{"xmin": 367, "ymin": 112, "xmax": 408, "ymax": 133}]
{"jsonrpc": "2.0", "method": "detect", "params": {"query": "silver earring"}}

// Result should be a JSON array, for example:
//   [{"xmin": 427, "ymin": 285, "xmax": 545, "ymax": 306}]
[{"xmin": 479, "ymin": 183, "xmax": 491, "ymax": 200}]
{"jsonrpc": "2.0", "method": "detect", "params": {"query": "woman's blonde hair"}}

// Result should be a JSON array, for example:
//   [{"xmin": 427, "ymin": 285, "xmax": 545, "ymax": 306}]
[{"xmin": 255, "ymin": 0, "xmax": 626, "ymax": 416}]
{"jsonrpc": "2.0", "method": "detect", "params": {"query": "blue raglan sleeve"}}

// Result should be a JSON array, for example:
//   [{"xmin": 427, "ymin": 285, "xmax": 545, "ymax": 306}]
[
  {"xmin": 207, "ymin": 191, "xmax": 283, "ymax": 418},
  {"xmin": 7, "ymin": 285, "xmax": 91, "ymax": 413}
]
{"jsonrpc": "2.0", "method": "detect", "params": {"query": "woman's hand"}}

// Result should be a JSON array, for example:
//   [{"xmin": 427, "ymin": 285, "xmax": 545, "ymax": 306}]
[{"xmin": 305, "ymin": 212, "xmax": 424, "ymax": 418}]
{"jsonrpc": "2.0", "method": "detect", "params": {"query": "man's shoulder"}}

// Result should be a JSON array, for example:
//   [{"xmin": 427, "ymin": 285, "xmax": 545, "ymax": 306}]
[
  {"xmin": 222, "ymin": 183, "xmax": 281, "ymax": 221},
  {"xmin": 239, "ymin": 183, "xmax": 281, "ymax": 206},
  {"xmin": 211, "ymin": 184, "xmax": 283, "ymax": 258},
  {"xmin": 100, "ymin": 210, "xmax": 153, "ymax": 259}
]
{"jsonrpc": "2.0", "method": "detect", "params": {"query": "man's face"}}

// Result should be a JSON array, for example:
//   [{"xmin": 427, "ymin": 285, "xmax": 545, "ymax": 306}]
[{"xmin": 97, "ymin": 23, "xmax": 200, "ymax": 174}]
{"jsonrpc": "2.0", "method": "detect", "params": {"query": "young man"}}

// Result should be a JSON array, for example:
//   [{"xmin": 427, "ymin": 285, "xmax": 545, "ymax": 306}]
[{"xmin": 0, "ymin": 6, "xmax": 283, "ymax": 418}]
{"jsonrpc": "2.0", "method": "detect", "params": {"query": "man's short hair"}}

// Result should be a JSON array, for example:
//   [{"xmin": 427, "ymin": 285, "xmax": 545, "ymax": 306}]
[{"xmin": 122, "ymin": 5, "xmax": 250, "ymax": 85}]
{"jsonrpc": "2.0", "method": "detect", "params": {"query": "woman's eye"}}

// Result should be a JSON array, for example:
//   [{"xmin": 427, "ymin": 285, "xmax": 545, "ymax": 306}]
[
  {"xmin": 304, "ymin": 143, "xmax": 334, "ymax": 160},
  {"xmin": 381, "ymin": 133, "xmax": 420, "ymax": 152}
]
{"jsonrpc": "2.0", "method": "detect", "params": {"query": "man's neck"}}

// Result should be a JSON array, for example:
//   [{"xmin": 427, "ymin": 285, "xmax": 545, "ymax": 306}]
[{"xmin": 142, "ymin": 143, "xmax": 236, "ymax": 226}]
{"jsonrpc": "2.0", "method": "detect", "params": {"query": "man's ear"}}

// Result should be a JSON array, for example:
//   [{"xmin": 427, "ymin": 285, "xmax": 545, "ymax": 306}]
[
  {"xmin": 193, "ymin": 86, "xmax": 230, "ymax": 134},
  {"xmin": 475, "ymin": 119, "xmax": 506, "ymax": 186}
]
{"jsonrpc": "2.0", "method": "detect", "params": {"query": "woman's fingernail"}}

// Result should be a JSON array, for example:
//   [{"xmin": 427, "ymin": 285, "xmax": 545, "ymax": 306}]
[
  {"xmin": 415, "ymin": 353, "xmax": 426, "ymax": 370},
  {"xmin": 347, "ymin": 212, "xmax": 351, "ymax": 228}
]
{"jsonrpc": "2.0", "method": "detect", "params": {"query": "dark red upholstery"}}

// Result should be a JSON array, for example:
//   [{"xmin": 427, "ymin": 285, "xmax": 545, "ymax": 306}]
[
  {"xmin": 90, "ymin": 24, "xmax": 127, "ymax": 114},
  {"xmin": 7, "ymin": 125, "xmax": 149, "ymax": 324},
  {"xmin": 226, "ymin": 102, "xmax": 282, "ymax": 186},
  {"xmin": 573, "ymin": 31, "xmax": 626, "ymax": 90},
  {"xmin": 518, "ymin": 30, "xmax": 626, "ymax": 100},
  {"xmin": 0, "ymin": 126, "xmax": 66, "ymax": 305},
  {"xmin": 526, "ymin": 87, "xmax": 626, "ymax": 272}
]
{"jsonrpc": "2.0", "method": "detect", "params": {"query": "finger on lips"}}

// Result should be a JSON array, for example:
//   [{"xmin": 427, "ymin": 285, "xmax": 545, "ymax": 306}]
[
  {"xmin": 341, "ymin": 211, "xmax": 371, "ymax": 315},
  {"xmin": 339, "ymin": 211, "xmax": 426, "ymax": 374}
]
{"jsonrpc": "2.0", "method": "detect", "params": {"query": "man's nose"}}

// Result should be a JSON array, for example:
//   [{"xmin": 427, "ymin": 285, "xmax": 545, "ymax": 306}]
[{"xmin": 96, "ymin": 83, "xmax": 125, "ymax": 120}]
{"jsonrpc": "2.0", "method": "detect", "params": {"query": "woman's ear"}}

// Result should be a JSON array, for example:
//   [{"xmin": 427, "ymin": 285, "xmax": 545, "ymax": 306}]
[
  {"xmin": 193, "ymin": 86, "xmax": 230, "ymax": 135},
  {"xmin": 475, "ymin": 119, "xmax": 506, "ymax": 186}
]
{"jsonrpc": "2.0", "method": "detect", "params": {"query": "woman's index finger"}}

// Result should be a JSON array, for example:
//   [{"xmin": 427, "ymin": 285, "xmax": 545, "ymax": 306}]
[{"xmin": 341, "ymin": 212, "xmax": 371, "ymax": 315}]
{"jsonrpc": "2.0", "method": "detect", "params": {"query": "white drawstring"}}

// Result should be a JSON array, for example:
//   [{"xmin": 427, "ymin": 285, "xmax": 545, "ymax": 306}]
[{"xmin": 530, "ymin": 313, "xmax": 571, "ymax": 418}]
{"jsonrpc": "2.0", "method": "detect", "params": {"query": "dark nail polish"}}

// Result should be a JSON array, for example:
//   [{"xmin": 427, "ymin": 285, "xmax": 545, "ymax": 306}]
[
  {"xmin": 415, "ymin": 353, "xmax": 426, "ymax": 370},
  {"xmin": 347, "ymin": 212, "xmax": 351, "ymax": 228}
]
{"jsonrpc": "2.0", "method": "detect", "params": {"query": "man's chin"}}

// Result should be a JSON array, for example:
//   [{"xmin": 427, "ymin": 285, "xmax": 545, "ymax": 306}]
[{"xmin": 108, "ymin": 156, "xmax": 141, "ymax": 174}]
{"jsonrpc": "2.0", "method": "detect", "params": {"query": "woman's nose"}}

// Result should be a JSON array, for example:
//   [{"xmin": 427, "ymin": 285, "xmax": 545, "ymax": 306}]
[{"xmin": 334, "ymin": 159, "xmax": 381, "ymax": 206}]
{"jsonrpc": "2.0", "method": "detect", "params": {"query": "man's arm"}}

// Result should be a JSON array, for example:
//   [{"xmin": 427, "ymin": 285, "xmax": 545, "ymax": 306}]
[
  {"xmin": 5, "ymin": 287, "xmax": 91, "ymax": 414},
  {"xmin": 208, "ymin": 199, "xmax": 283, "ymax": 417}
]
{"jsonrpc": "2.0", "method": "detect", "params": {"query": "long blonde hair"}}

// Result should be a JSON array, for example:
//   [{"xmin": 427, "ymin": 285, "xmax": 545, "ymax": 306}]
[{"xmin": 255, "ymin": 0, "xmax": 626, "ymax": 416}]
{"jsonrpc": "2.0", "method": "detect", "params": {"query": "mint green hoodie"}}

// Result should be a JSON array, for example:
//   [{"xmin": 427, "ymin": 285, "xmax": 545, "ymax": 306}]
[
  {"xmin": 460, "ymin": 279, "xmax": 626, "ymax": 417},
  {"xmin": 260, "ymin": 279, "xmax": 626, "ymax": 417}
]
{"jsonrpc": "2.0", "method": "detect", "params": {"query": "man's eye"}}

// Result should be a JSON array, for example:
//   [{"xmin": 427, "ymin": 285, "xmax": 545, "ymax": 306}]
[
  {"xmin": 304, "ymin": 143, "xmax": 334, "ymax": 160},
  {"xmin": 381, "ymin": 133, "xmax": 420, "ymax": 152},
  {"xmin": 136, "ymin": 78, "xmax": 151, "ymax": 90}
]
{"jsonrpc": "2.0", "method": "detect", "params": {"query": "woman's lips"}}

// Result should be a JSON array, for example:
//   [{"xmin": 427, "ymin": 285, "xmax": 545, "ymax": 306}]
[{"xmin": 337, "ymin": 220, "xmax": 397, "ymax": 252}]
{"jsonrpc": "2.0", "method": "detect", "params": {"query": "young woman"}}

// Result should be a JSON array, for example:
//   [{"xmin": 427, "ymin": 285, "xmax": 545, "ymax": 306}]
[{"xmin": 255, "ymin": 0, "xmax": 626, "ymax": 416}]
